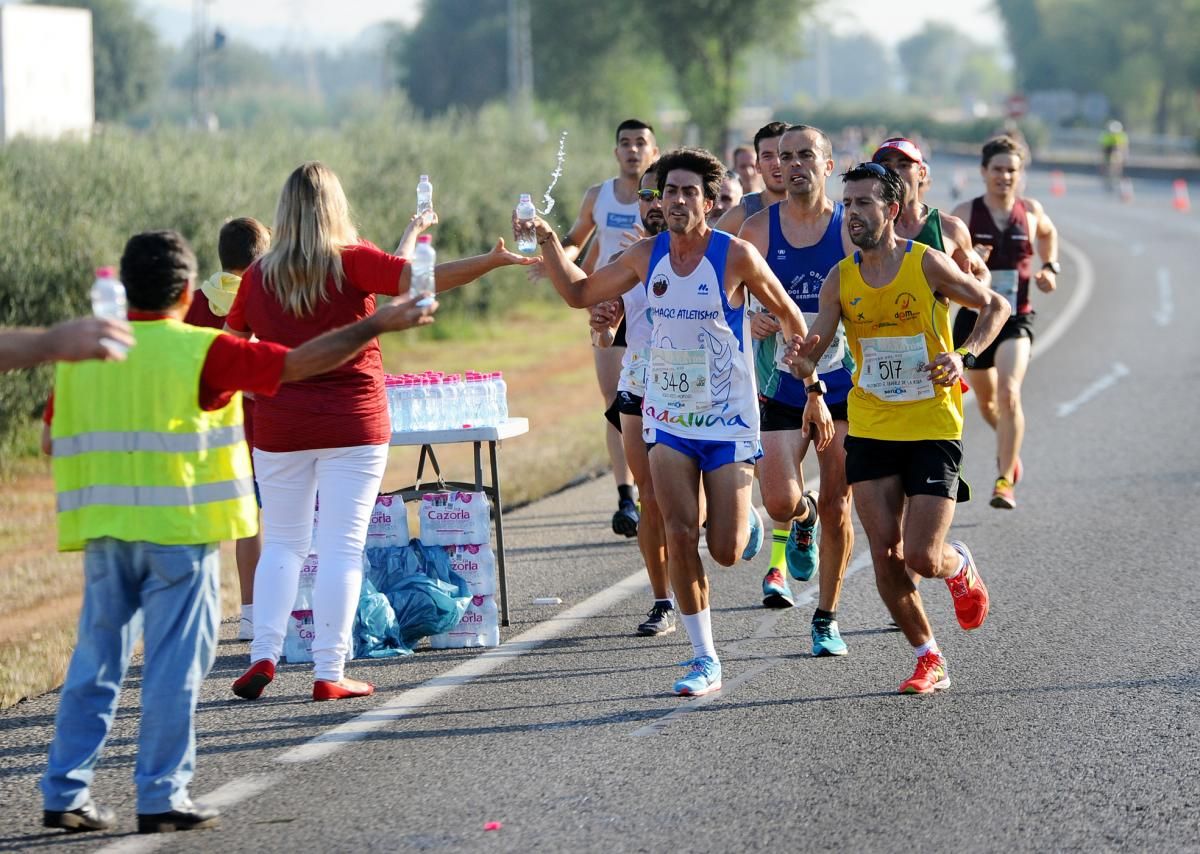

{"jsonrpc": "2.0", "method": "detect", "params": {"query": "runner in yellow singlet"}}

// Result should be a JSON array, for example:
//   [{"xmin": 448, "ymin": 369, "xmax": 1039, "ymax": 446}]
[{"xmin": 787, "ymin": 163, "xmax": 1010, "ymax": 694}]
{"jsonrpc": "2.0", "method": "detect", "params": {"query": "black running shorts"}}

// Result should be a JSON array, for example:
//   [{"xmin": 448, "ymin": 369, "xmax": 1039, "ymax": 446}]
[
  {"xmin": 604, "ymin": 390, "xmax": 643, "ymax": 432},
  {"xmin": 953, "ymin": 307, "xmax": 1035, "ymax": 371},
  {"xmin": 843, "ymin": 436, "xmax": 971, "ymax": 502}
]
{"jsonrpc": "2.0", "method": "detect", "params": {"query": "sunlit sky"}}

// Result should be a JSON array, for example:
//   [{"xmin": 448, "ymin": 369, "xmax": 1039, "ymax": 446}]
[{"xmin": 134, "ymin": 0, "xmax": 1005, "ymax": 50}]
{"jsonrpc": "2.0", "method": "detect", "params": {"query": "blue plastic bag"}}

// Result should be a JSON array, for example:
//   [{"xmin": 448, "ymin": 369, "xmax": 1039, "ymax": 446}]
[
  {"xmin": 362, "ymin": 540, "xmax": 471, "ymax": 649},
  {"xmin": 353, "ymin": 578, "xmax": 413, "ymax": 659}
]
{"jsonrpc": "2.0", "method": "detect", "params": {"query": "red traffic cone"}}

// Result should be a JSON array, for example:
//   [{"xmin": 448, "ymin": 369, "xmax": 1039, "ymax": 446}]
[
  {"xmin": 1172, "ymin": 179, "xmax": 1190, "ymax": 212},
  {"xmin": 1119, "ymin": 178, "xmax": 1134, "ymax": 203},
  {"xmin": 1050, "ymin": 170, "xmax": 1066, "ymax": 197}
]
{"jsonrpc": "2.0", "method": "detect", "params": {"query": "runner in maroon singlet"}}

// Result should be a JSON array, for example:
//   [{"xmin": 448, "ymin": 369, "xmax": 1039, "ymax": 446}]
[{"xmin": 951, "ymin": 136, "xmax": 1059, "ymax": 510}]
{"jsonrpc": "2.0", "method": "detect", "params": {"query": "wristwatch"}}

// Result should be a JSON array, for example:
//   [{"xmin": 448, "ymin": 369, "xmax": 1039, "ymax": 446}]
[
  {"xmin": 954, "ymin": 346, "xmax": 977, "ymax": 370},
  {"xmin": 1041, "ymin": 260, "xmax": 1061, "ymax": 274},
  {"xmin": 805, "ymin": 380, "xmax": 828, "ymax": 396}
]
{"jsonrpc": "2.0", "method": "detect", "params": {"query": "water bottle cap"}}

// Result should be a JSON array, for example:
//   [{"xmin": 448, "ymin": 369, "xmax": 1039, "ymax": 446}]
[
  {"xmin": 519, "ymin": 193, "xmax": 532, "ymax": 202},
  {"xmin": 419, "ymin": 174, "xmax": 430, "ymax": 182},
  {"xmin": 95, "ymin": 266, "xmax": 116, "ymax": 278},
  {"xmin": 417, "ymin": 235, "xmax": 432, "ymax": 244}
]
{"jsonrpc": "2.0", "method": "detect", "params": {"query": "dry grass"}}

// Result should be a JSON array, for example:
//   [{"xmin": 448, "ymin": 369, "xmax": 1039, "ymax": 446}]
[{"xmin": 0, "ymin": 301, "xmax": 606, "ymax": 708}]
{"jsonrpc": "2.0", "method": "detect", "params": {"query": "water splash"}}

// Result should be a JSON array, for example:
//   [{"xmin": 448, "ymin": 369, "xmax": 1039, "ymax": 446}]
[{"xmin": 538, "ymin": 131, "xmax": 568, "ymax": 215}]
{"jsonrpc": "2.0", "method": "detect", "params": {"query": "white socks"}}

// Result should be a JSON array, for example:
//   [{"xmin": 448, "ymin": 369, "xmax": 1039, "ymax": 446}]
[
  {"xmin": 679, "ymin": 608, "xmax": 718, "ymax": 661},
  {"xmin": 914, "ymin": 637, "xmax": 941, "ymax": 658}
]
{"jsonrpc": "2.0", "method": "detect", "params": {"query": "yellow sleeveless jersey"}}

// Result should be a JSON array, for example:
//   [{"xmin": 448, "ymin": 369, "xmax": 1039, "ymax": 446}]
[{"xmin": 838, "ymin": 240, "xmax": 963, "ymax": 441}]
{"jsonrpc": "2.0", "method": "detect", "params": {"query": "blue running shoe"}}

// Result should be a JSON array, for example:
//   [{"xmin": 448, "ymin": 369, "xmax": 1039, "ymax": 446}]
[
  {"xmin": 673, "ymin": 655, "xmax": 722, "ymax": 696},
  {"xmin": 785, "ymin": 491, "xmax": 819, "ymax": 581},
  {"xmin": 811, "ymin": 619, "xmax": 848, "ymax": 657},
  {"xmin": 762, "ymin": 567, "xmax": 795, "ymax": 609},
  {"xmin": 742, "ymin": 505, "xmax": 765, "ymax": 561}
]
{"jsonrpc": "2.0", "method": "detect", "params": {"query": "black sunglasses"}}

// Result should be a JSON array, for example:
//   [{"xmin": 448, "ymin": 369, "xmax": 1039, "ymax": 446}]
[{"xmin": 637, "ymin": 188, "xmax": 662, "ymax": 202}]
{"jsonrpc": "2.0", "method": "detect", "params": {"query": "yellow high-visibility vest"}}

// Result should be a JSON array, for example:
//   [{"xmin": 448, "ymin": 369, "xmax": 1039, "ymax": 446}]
[{"xmin": 52, "ymin": 319, "xmax": 257, "ymax": 551}]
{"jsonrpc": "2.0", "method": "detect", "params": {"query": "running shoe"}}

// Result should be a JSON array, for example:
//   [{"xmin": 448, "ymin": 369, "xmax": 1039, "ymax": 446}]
[
  {"xmin": 990, "ymin": 477, "xmax": 1015, "ymax": 510},
  {"xmin": 612, "ymin": 499, "xmax": 640, "ymax": 538},
  {"xmin": 637, "ymin": 602, "xmax": 677, "ymax": 636},
  {"xmin": 898, "ymin": 651, "xmax": 950, "ymax": 694},
  {"xmin": 742, "ymin": 504, "xmax": 765, "ymax": 561},
  {"xmin": 811, "ymin": 618, "xmax": 848, "ymax": 656},
  {"xmin": 946, "ymin": 540, "xmax": 990, "ymax": 630},
  {"xmin": 785, "ymin": 491, "xmax": 819, "ymax": 581},
  {"xmin": 761, "ymin": 567, "xmax": 795, "ymax": 609},
  {"xmin": 673, "ymin": 655, "xmax": 722, "ymax": 697}
]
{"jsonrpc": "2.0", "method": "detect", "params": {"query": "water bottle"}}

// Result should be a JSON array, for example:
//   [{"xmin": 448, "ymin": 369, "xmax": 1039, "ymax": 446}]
[
  {"xmin": 410, "ymin": 235, "xmax": 436, "ymax": 300},
  {"xmin": 427, "ymin": 377, "xmax": 444, "ymax": 430},
  {"xmin": 461, "ymin": 374, "xmax": 479, "ymax": 427},
  {"xmin": 89, "ymin": 266, "xmax": 130, "ymax": 356},
  {"xmin": 492, "ymin": 371, "xmax": 509, "ymax": 422},
  {"xmin": 514, "ymin": 193, "xmax": 538, "ymax": 255},
  {"xmin": 417, "ymin": 174, "xmax": 433, "ymax": 216}
]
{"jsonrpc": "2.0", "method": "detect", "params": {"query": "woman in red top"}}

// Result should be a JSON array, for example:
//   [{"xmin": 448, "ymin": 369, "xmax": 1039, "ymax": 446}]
[{"xmin": 228, "ymin": 161, "xmax": 532, "ymax": 701}]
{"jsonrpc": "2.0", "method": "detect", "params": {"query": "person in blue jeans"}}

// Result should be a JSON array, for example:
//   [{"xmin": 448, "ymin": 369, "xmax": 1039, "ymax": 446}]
[{"xmin": 40, "ymin": 229, "xmax": 438, "ymax": 834}]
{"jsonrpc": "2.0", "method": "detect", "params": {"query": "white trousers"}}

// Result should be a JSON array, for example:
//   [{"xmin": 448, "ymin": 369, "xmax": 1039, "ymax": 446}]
[{"xmin": 249, "ymin": 443, "xmax": 388, "ymax": 682}]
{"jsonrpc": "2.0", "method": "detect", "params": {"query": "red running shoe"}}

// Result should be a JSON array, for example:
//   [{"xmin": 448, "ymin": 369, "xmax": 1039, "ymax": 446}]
[
  {"xmin": 231, "ymin": 659, "xmax": 275, "ymax": 700},
  {"xmin": 313, "ymin": 679, "xmax": 375, "ymax": 701},
  {"xmin": 898, "ymin": 651, "xmax": 950, "ymax": 694},
  {"xmin": 946, "ymin": 541, "xmax": 990, "ymax": 630}
]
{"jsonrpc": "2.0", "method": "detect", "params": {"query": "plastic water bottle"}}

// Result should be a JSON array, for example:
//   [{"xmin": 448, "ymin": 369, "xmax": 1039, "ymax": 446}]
[
  {"xmin": 514, "ymin": 194, "xmax": 538, "ymax": 255},
  {"xmin": 461, "ymin": 374, "xmax": 479, "ymax": 427},
  {"xmin": 411, "ymin": 235, "xmax": 436, "ymax": 300},
  {"xmin": 417, "ymin": 174, "xmax": 433, "ymax": 216},
  {"xmin": 89, "ymin": 266, "xmax": 130, "ymax": 356},
  {"xmin": 492, "ymin": 371, "xmax": 509, "ymax": 422}
]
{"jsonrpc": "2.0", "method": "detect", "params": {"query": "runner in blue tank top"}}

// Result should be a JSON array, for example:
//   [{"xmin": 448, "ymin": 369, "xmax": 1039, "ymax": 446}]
[
  {"xmin": 738, "ymin": 124, "xmax": 859, "ymax": 656},
  {"xmin": 533, "ymin": 148, "xmax": 827, "ymax": 699}
]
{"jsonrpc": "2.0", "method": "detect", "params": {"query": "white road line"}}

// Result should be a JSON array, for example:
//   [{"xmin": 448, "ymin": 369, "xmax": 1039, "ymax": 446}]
[
  {"xmin": 1056, "ymin": 362, "xmax": 1131, "ymax": 418},
  {"xmin": 1154, "ymin": 267, "xmax": 1173, "ymax": 327},
  {"xmin": 276, "ymin": 568, "xmax": 650, "ymax": 765},
  {"xmin": 1037, "ymin": 239, "xmax": 1093, "ymax": 358}
]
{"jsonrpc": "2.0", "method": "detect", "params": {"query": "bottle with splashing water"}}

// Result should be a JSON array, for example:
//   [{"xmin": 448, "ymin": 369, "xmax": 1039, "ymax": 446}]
[
  {"xmin": 416, "ymin": 174, "xmax": 433, "ymax": 216},
  {"xmin": 514, "ymin": 194, "xmax": 538, "ymax": 254}
]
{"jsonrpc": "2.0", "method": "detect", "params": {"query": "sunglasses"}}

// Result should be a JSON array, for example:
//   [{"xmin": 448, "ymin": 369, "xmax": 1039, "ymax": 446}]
[{"xmin": 637, "ymin": 188, "xmax": 662, "ymax": 202}]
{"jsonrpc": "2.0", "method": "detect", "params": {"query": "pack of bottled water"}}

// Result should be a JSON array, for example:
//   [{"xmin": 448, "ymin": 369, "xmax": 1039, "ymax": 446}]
[{"xmin": 385, "ymin": 371, "xmax": 509, "ymax": 432}]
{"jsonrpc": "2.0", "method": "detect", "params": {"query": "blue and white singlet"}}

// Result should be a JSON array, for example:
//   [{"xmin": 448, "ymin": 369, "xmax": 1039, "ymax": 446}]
[{"xmin": 641, "ymin": 230, "xmax": 759, "ymax": 445}]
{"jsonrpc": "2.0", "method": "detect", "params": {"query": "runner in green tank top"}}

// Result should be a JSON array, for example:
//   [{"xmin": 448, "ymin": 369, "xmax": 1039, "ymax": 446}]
[{"xmin": 872, "ymin": 138, "xmax": 988, "ymax": 281}]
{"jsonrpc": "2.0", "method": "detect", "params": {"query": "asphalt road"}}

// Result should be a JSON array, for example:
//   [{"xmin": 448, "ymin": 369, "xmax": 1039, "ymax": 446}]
[{"xmin": 1, "ymin": 164, "xmax": 1198, "ymax": 853}]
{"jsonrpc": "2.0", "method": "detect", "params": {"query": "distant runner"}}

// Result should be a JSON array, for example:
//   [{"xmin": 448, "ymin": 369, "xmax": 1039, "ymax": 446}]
[{"xmin": 951, "ymin": 135, "xmax": 1059, "ymax": 509}]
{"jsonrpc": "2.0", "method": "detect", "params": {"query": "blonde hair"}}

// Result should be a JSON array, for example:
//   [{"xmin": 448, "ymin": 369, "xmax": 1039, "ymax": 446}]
[{"xmin": 260, "ymin": 161, "xmax": 359, "ymax": 316}]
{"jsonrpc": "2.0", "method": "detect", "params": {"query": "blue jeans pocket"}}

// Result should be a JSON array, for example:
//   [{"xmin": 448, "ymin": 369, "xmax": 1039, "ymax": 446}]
[{"xmin": 144, "ymin": 544, "xmax": 207, "ymax": 590}]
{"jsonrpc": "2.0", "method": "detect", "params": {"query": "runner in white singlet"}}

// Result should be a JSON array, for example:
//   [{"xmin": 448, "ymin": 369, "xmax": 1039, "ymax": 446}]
[
  {"xmin": 559, "ymin": 119, "xmax": 659, "ymax": 539},
  {"xmin": 534, "ymin": 148, "xmax": 828, "ymax": 699}
]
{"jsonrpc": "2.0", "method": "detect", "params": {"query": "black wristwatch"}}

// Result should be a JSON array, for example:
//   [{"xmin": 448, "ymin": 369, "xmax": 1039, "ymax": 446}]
[
  {"xmin": 805, "ymin": 380, "xmax": 828, "ymax": 396},
  {"xmin": 954, "ymin": 346, "xmax": 977, "ymax": 370},
  {"xmin": 1041, "ymin": 260, "xmax": 1061, "ymax": 274}
]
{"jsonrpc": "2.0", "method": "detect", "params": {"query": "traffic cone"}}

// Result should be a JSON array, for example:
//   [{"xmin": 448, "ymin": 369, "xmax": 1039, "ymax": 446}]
[
  {"xmin": 1119, "ymin": 178, "xmax": 1134, "ymax": 203},
  {"xmin": 1050, "ymin": 170, "xmax": 1066, "ymax": 197},
  {"xmin": 1172, "ymin": 179, "xmax": 1190, "ymax": 212}
]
